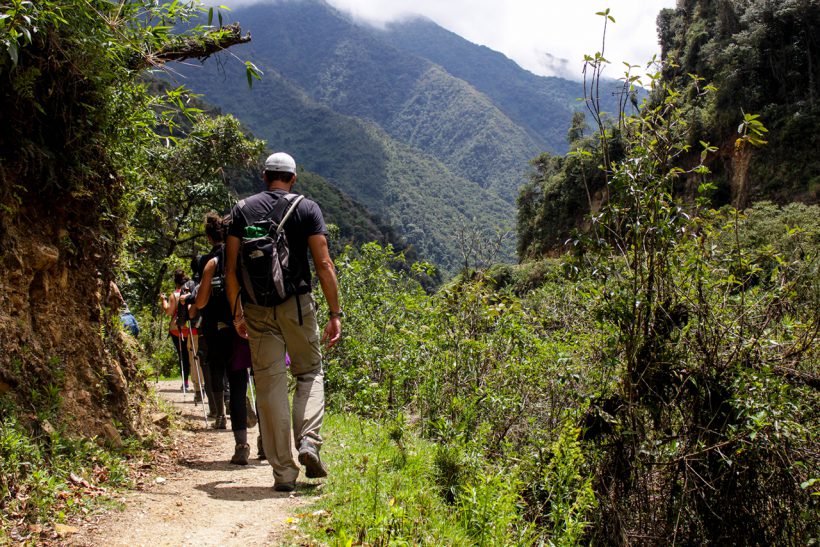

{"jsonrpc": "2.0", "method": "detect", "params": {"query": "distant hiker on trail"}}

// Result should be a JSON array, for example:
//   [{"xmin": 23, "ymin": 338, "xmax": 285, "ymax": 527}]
[
  {"xmin": 160, "ymin": 269, "xmax": 202, "ymax": 394},
  {"xmin": 188, "ymin": 254, "xmax": 217, "ymax": 417},
  {"xmin": 225, "ymin": 151, "xmax": 342, "ymax": 492},
  {"xmin": 107, "ymin": 280, "xmax": 139, "ymax": 337},
  {"xmin": 189, "ymin": 212, "xmax": 252, "ymax": 465}
]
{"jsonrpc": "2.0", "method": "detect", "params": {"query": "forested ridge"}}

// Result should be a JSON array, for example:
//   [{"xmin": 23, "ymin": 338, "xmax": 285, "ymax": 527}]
[
  {"xmin": 185, "ymin": 0, "xmax": 543, "ymax": 203},
  {"xmin": 145, "ymin": 78, "xmax": 400, "ymax": 256},
  {"xmin": 1, "ymin": 0, "xmax": 818, "ymax": 545},
  {"xmin": 378, "ymin": 16, "xmax": 596, "ymax": 154},
  {"xmin": 518, "ymin": 0, "xmax": 820, "ymax": 259},
  {"xmin": 172, "ymin": 59, "xmax": 517, "ymax": 272}
]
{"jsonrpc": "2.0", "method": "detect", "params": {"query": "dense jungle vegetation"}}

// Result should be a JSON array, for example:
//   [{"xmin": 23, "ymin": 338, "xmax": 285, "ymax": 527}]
[
  {"xmin": 1, "ymin": 0, "xmax": 818, "ymax": 544},
  {"xmin": 518, "ymin": 0, "xmax": 820, "ymax": 258}
]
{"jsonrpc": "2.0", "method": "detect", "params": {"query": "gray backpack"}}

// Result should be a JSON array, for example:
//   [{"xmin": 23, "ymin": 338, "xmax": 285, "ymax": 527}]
[{"xmin": 237, "ymin": 193, "xmax": 306, "ymax": 309}]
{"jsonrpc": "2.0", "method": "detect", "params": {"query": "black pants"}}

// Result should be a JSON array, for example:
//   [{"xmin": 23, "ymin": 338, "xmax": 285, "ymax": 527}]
[
  {"xmin": 207, "ymin": 328, "xmax": 248, "ymax": 433},
  {"xmin": 170, "ymin": 332, "xmax": 191, "ymax": 383}
]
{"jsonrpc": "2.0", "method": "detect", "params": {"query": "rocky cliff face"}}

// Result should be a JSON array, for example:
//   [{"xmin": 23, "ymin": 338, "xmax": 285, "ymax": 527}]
[{"xmin": 0, "ymin": 180, "xmax": 146, "ymax": 442}]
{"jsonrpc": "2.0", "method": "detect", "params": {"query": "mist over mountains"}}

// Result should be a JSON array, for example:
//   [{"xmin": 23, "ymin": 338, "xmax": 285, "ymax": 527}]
[{"xmin": 173, "ymin": 0, "xmax": 623, "ymax": 271}]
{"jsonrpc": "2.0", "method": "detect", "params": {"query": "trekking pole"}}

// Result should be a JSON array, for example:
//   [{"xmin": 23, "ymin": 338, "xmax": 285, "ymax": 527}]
[
  {"xmin": 247, "ymin": 369, "xmax": 257, "ymax": 414},
  {"xmin": 187, "ymin": 319, "xmax": 210, "ymax": 428}
]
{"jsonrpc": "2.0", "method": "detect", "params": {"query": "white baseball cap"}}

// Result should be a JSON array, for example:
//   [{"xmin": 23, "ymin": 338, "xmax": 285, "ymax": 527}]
[{"xmin": 264, "ymin": 152, "xmax": 297, "ymax": 174}]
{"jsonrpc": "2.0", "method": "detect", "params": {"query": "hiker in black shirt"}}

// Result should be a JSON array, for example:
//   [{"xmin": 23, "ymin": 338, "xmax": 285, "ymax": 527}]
[{"xmin": 225, "ymin": 152, "xmax": 342, "ymax": 492}]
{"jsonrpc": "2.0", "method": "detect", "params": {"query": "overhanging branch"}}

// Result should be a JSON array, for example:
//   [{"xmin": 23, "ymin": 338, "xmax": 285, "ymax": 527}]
[{"xmin": 130, "ymin": 23, "xmax": 251, "ymax": 71}]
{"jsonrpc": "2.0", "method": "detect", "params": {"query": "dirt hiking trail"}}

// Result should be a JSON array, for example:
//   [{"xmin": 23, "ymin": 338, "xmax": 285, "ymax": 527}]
[{"xmin": 71, "ymin": 380, "xmax": 319, "ymax": 546}]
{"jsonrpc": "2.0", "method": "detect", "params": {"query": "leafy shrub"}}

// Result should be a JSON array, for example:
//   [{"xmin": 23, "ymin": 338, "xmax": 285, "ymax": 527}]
[
  {"xmin": 455, "ymin": 467, "xmax": 523, "ymax": 547},
  {"xmin": 321, "ymin": 241, "xmax": 599, "ymax": 542},
  {"xmin": 522, "ymin": 425, "xmax": 597, "ymax": 546},
  {"xmin": 323, "ymin": 242, "xmax": 433, "ymax": 416},
  {"xmin": 307, "ymin": 414, "xmax": 473, "ymax": 546},
  {"xmin": 567, "ymin": 54, "xmax": 820, "ymax": 542}
]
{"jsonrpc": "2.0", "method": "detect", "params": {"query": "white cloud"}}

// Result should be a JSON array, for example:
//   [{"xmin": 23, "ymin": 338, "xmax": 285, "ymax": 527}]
[{"xmin": 216, "ymin": 0, "xmax": 676, "ymax": 80}]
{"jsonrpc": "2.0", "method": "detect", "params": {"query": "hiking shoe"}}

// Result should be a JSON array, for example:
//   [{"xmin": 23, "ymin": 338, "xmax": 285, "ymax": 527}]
[
  {"xmin": 298, "ymin": 438, "xmax": 327, "ymax": 479},
  {"xmin": 246, "ymin": 397, "xmax": 258, "ymax": 429},
  {"xmin": 212, "ymin": 415, "xmax": 227, "ymax": 430},
  {"xmin": 273, "ymin": 481, "xmax": 295, "ymax": 492},
  {"xmin": 230, "ymin": 443, "xmax": 250, "ymax": 465},
  {"xmin": 257, "ymin": 435, "xmax": 266, "ymax": 460}
]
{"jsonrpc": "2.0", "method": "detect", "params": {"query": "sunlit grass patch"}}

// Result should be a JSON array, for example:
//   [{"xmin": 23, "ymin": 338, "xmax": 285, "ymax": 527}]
[{"xmin": 301, "ymin": 413, "xmax": 475, "ymax": 546}]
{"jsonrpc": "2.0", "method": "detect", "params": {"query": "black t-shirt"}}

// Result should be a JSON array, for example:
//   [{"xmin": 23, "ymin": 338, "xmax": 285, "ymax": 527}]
[{"xmin": 228, "ymin": 190, "xmax": 328, "ymax": 291}]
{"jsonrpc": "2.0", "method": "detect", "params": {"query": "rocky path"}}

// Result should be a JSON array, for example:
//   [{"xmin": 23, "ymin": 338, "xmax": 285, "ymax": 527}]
[{"xmin": 70, "ymin": 381, "xmax": 317, "ymax": 546}]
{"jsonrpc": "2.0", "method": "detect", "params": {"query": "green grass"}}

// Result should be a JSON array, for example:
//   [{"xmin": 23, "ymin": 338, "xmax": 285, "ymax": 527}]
[{"xmin": 300, "ymin": 413, "xmax": 475, "ymax": 546}]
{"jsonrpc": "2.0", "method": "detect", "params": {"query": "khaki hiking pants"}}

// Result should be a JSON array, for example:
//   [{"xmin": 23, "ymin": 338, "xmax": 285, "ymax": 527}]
[{"xmin": 244, "ymin": 293, "xmax": 324, "ymax": 484}]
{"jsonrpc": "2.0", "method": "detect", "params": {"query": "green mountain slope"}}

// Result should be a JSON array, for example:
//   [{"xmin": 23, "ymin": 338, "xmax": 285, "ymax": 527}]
[
  {"xmin": 378, "ymin": 17, "xmax": 594, "ymax": 156},
  {"xmin": 172, "ymin": 0, "xmax": 621, "ymax": 270},
  {"xmin": 147, "ymin": 77, "xmax": 397, "ymax": 252},
  {"xmin": 173, "ymin": 62, "xmax": 516, "ymax": 272},
  {"xmin": 210, "ymin": 0, "xmax": 541, "ymax": 203}
]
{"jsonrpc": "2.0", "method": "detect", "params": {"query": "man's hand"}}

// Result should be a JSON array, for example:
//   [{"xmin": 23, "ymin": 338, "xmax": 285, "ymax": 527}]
[{"xmin": 322, "ymin": 316, "xmax": 341, "ymax": 348}]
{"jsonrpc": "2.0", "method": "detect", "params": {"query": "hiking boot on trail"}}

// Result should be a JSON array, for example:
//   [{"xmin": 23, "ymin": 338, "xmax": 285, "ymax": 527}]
[
  {"xmin": 230, "ymin": 443, "xmax": 250, "ymax": 465},
  {"xmin": 298, "ymin": 438, "xmax": 327, "ymax": 479},
  {"xmin": 273, "ymin": 481, "xmax": 295, "ymax": 493},
  {"xmin": 212, "ymin": 415, "xmax": 227, "ymax": 430}
]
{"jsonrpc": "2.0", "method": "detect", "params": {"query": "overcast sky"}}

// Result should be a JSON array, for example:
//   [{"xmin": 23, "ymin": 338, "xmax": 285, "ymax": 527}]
[{"xmin": 218, "ymin": 0, "xmax": 677, "ymax": 80}]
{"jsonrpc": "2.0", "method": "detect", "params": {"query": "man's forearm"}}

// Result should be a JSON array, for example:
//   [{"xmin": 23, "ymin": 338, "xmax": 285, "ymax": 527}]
[
  {"xmin": 226, "ymin": 274, "xmax": 241, "ymax": 317},
  {"xmin": 316, "ymin": 263, "xmax": 340, "ymax": 313}
]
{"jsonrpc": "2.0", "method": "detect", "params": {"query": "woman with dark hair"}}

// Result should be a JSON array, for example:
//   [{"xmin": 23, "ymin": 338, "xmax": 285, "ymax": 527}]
[{"xmin": 190, "ymin": 212, "xmax": 251, "ymax": 464}]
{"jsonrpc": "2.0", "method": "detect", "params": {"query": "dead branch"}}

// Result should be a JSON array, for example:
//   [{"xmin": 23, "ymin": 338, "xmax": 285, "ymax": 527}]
[{"xmin": 771, "ymin": 365, "xmax": 820, "ymax": 390}]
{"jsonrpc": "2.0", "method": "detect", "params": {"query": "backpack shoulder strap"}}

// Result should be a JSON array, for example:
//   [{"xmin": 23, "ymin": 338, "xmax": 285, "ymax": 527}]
[
  {"xmin": 236, "ymin": 198, "xmax": 251, "ymax": 227},
  {"xmin": 213, "ymin": 245, "xmax": 225, "ymax": 276},
  {"xmin": 276, "ymin": 194, "xmax": 305, "ymax": 234},
  {"xmin": 237, "ymin": 192, "xmax": 304, "ymax": 231}
]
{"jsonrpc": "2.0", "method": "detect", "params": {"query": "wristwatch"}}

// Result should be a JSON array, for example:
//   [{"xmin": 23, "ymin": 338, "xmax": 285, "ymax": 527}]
[{"xmin": 328, "ymin": 310, "xmax": 345, "ymax": 319}]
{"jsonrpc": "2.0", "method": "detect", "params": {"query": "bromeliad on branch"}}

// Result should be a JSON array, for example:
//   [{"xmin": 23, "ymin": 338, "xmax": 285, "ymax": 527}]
[{"xmin": 128, "ymin": 22, "xmax": 251, "ymax": 70}]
